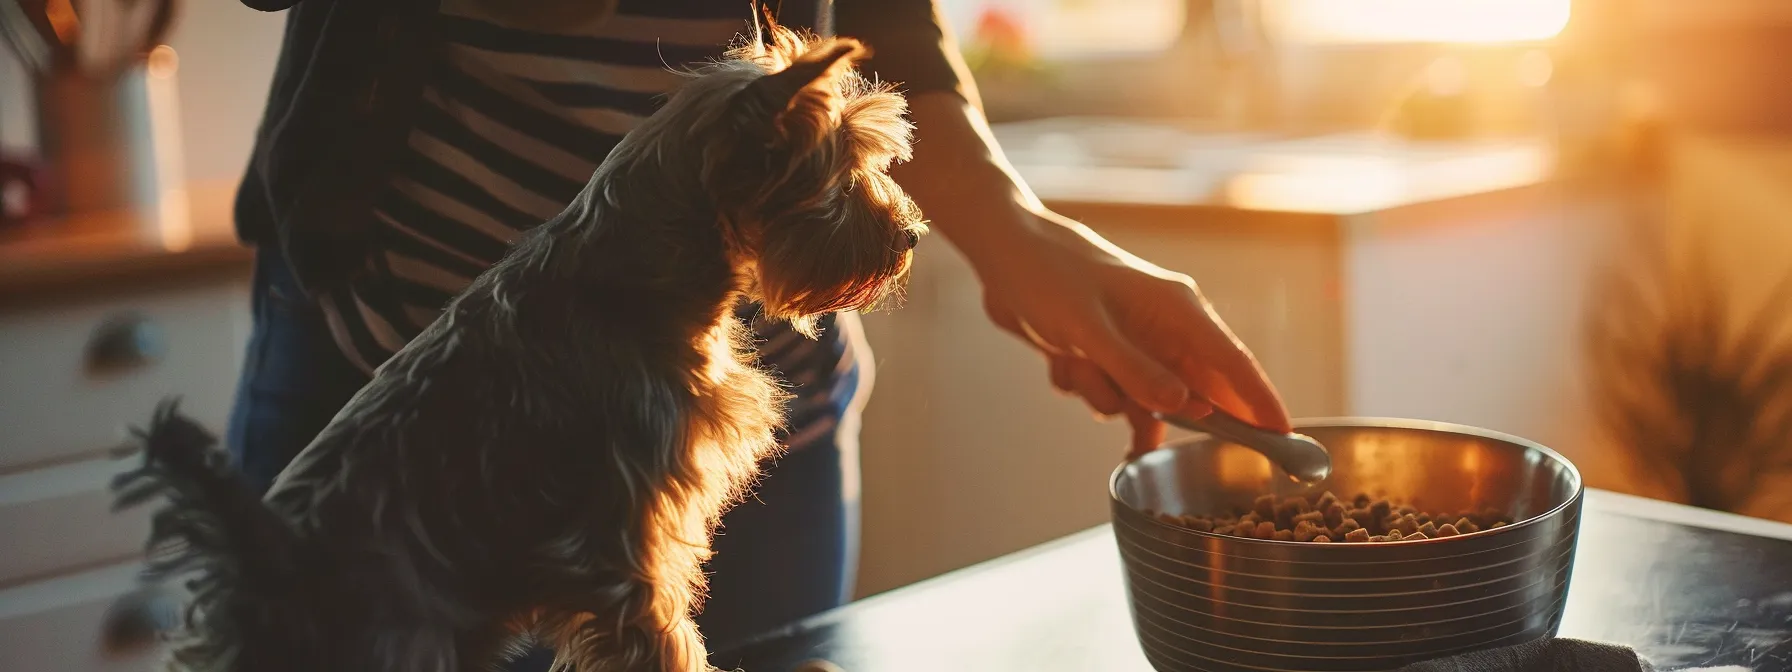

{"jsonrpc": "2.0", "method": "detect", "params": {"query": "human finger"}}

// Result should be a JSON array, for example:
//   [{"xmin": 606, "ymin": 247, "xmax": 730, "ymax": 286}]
[
  {"xmin": 1157, "ymin": 289, "xmax": 1291, "ymax": 433},
  {"xmin": 1058, "ymin": 356, "xmax": 1126, "ymax": 418},
  {"xmin": 1075, "ymin": 316, "xmax": 1190, "ymax": 414},
  {"xmin": 1123, "ymin": 403, "xmax": 1168, "ymax": 458}
]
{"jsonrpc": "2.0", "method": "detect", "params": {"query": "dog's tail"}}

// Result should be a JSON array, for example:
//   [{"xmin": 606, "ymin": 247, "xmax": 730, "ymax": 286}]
[{"xmin": 102, "ymin": 398, "xmax": 304, "ymax": 667}]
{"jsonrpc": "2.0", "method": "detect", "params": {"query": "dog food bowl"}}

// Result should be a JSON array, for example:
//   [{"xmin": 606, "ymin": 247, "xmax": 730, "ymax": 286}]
[{"xmin": 1109, "ymin": 418, "xmax": 1583, "ymax": 672}]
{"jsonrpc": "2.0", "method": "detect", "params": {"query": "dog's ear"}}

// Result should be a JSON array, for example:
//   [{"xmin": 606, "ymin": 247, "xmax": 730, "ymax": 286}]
[{"xmin": 736, "ymin": 38, "xmax": 868, "ymax": 153}]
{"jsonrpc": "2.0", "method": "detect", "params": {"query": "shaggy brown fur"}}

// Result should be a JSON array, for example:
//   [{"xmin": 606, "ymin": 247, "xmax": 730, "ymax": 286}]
[{"xmin": 109, "ymin": 21, "xmax": 922, "ymax": 672}]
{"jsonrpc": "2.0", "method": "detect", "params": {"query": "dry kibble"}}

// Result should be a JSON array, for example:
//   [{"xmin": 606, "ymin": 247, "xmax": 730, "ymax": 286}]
[
  {"xmin": 1253, "ymin": 495, "xmax": 1277, "ymax": 520},
  {"xmin": 1323, "ymin": 503, "xmax": 1346, "ymax": 529},
  {"xmin": 1395, "ymin": 514, "xmax": 1421, "ymax": 535},
  {"xmin": 1275, "ymin": 498, "xmax": 1310, "ymax": 529},
  {"xmin": 1293, "ymin": 521, "xmax": 1321, "ymax": 542},
  {"xmin": 1370, "ymin": 500, "xmax": 1392, "ymax": 522},
  {"xmin": 1145, "ymin": 493, "xmax": 1514, "ymax": 544}
]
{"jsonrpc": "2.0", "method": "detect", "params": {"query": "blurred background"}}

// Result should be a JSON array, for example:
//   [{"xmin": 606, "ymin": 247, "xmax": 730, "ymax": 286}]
[{"xmin": 4, "ymin": 0, "xmax": 1792, "ymax": 668}]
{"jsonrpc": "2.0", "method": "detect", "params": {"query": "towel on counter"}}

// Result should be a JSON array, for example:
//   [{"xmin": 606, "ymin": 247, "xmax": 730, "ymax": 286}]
[{"xmin": 1396, "ymin": 637, "xmax": 1751, "ymax": 672}]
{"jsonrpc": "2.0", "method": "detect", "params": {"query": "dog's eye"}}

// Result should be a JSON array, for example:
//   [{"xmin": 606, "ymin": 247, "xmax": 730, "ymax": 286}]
[{"xmin": 899, "ymin": 228, "xmax": 920, "ymax": 251}]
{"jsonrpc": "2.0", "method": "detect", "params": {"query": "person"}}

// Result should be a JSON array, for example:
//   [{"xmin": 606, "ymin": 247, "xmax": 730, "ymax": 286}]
[{"xmin": 224, "ymin": 0, "xmax": 1292, "ymax": 665}]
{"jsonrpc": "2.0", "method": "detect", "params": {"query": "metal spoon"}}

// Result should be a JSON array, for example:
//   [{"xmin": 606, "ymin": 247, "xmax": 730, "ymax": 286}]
[{"xmin": 1156, "ymin": 408, "xmax": 1332, "ymax": 484}]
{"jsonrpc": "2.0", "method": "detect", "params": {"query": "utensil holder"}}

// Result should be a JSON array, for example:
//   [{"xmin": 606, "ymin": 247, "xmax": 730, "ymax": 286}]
[{"xmin": 35, "ymin": 64, "xmax": 159, "ymax": 216}]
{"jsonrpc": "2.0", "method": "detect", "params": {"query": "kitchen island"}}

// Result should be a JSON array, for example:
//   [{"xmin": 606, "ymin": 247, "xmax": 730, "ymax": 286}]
[{"xmin": 718, "ymin": 489, "xmax": 1792, "ymax": 672}]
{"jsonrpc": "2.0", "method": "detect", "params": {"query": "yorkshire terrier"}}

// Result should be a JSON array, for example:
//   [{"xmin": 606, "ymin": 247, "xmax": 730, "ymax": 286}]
[{"xmin": 109, "ymin": 22, "xmax": 921, "ymax": 672}]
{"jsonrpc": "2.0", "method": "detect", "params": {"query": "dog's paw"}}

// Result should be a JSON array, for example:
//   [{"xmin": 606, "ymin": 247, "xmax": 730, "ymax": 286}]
[{"xmin": 792, "ymin": 660, "xmax": 844, "ymax": 672}]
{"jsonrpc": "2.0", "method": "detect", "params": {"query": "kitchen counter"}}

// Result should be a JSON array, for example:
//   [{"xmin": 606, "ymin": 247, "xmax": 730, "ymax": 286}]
[
  {"xmin": 991, "ymin": 118, "xmax": 1557, "ymax": 216},
  {"xmin": 0, "ymin": 180, "xmax": 251, "ymax": 308},
  {"xmin": 716, "ymin": 489, "xmax": 1792, "ymax": 671}
]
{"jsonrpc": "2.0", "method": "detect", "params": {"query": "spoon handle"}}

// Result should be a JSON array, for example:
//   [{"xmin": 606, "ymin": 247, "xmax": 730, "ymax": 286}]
[{"xmin": 1156, "ymin": 408, "xmax": 1333, "ymax": 484}]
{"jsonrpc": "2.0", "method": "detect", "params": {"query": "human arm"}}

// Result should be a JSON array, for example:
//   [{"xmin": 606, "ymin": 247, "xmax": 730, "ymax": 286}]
[{"xmin": 837, "ymin": 1, "xmax": 1293, "ymax": 454}]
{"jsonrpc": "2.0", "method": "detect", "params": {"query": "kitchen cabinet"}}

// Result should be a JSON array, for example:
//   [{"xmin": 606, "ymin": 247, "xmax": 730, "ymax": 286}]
[{"xmin": 0, "ymin": 186, "xmax": 251, "ymax": 671}]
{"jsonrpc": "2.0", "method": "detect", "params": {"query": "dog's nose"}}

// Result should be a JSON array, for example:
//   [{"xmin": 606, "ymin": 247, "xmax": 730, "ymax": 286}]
[{"xmin": 899, "ymin": 228, "xmax": 920, "ymax": 251}]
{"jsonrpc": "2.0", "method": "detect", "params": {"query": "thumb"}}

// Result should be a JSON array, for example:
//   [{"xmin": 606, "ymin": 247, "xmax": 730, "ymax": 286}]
[{"xmin": 1080, "ymin": 318, "xmax": 1188, "ymax": 414}]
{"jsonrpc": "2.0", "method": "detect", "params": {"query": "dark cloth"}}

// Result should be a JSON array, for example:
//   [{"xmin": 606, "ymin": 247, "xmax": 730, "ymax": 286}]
[
  {"xmin": 224, "ymin": 248, "xmax": 863, "ymax": 665},
  {"xmin": 231, "ymin": 0, "xmax": 967, "ymax": 299},
  {"xmin": 1398, "ymin": 638, "xmax": 1655, "ymax": 672},
  {"xmin": 225, "ymin": 248, "xmax": 370, "ymax": 491}
]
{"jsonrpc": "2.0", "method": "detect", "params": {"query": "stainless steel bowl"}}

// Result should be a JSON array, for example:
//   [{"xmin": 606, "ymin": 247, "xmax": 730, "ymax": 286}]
[{"xmin": 1109, "ymin": 418, "xmax": 1584, "ymax": 672}]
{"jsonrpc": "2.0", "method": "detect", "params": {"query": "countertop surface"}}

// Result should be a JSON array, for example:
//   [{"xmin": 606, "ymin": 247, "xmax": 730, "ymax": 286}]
[
  {"xmin": 991, "ymin": 118, "xmax": 1556, "ymax": 215},
  {"xmin": 0, "ymin": 181, "xmax": 250, "ymax": 306},
  {"xmin": 716, "ymin": 489, "xmax": 1792, "ymax": 672}
]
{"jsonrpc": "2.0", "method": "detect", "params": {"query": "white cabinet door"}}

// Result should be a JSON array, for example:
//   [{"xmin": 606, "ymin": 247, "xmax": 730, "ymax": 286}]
[
  {"xmin": 0, "ymin": 275, "xmax": 248, "ymax": 669},
  {"xmin": 0, "ymin": 561, "xmax": 163, "ymax": 672},
  {"xmin": 0, "ymin": 274, "xmax": 252, "ymax": 473}
]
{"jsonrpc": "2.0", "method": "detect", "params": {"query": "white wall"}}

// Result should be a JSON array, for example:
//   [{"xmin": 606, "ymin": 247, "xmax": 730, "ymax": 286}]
[
  {"xmin": 1339, "ymin": 186, "xmax": 1630, "ymax": 488},
  {"xmin": 161, "ymin": 3, "xmax": 288, "ymax": 185},
  {"xmin": 0, "ymin": 42, "xmax": 33, "ymax": 153}
]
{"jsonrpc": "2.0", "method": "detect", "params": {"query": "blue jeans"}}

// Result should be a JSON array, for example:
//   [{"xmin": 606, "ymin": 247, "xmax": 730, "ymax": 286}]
[{"xmin": 225, "ymin": 248, "xmax": 861, "ymax": 664}]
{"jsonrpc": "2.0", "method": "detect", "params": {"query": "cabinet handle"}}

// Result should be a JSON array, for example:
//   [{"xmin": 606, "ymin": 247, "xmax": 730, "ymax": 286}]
[{"xmin": 85, "ymin": 312, "xmax": 167, "ymax": 377}]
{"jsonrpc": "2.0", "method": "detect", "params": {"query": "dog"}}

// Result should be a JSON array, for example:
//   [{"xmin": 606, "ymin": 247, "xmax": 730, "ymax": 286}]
[{"xmin": 108, "ymin": 21, "xmax": 923, "ymax": 672}]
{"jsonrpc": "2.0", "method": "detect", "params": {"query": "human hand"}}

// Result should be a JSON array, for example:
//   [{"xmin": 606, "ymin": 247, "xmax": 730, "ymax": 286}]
[
  {"xmin": 882, "ymin": 92, "xmax": 1288, "ymax": 455},
  {"xmin": 976, "ymin": 207, "xmax": 1292, "ymax": 457}
]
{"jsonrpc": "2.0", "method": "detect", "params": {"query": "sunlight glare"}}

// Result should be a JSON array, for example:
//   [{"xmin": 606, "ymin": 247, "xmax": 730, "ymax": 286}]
[
  {"xmin": 1268, "ymin": 0, "xmax": 1571, "ymax": 44},
  {"xmin": 146, "ymin": 45, "xmax": 192, "ymax": 252}
]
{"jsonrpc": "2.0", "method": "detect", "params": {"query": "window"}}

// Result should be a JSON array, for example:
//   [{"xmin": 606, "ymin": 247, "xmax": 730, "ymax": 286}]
[{"xmin": 1263, "ymin": 0, "xmax": 1570, "ymax": 45}]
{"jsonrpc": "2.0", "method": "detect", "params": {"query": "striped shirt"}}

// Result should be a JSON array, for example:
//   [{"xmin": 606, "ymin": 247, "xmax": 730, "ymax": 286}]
[{"xmin": 318, "ymin": 1, "xmax": 859, "ymax": 448}]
